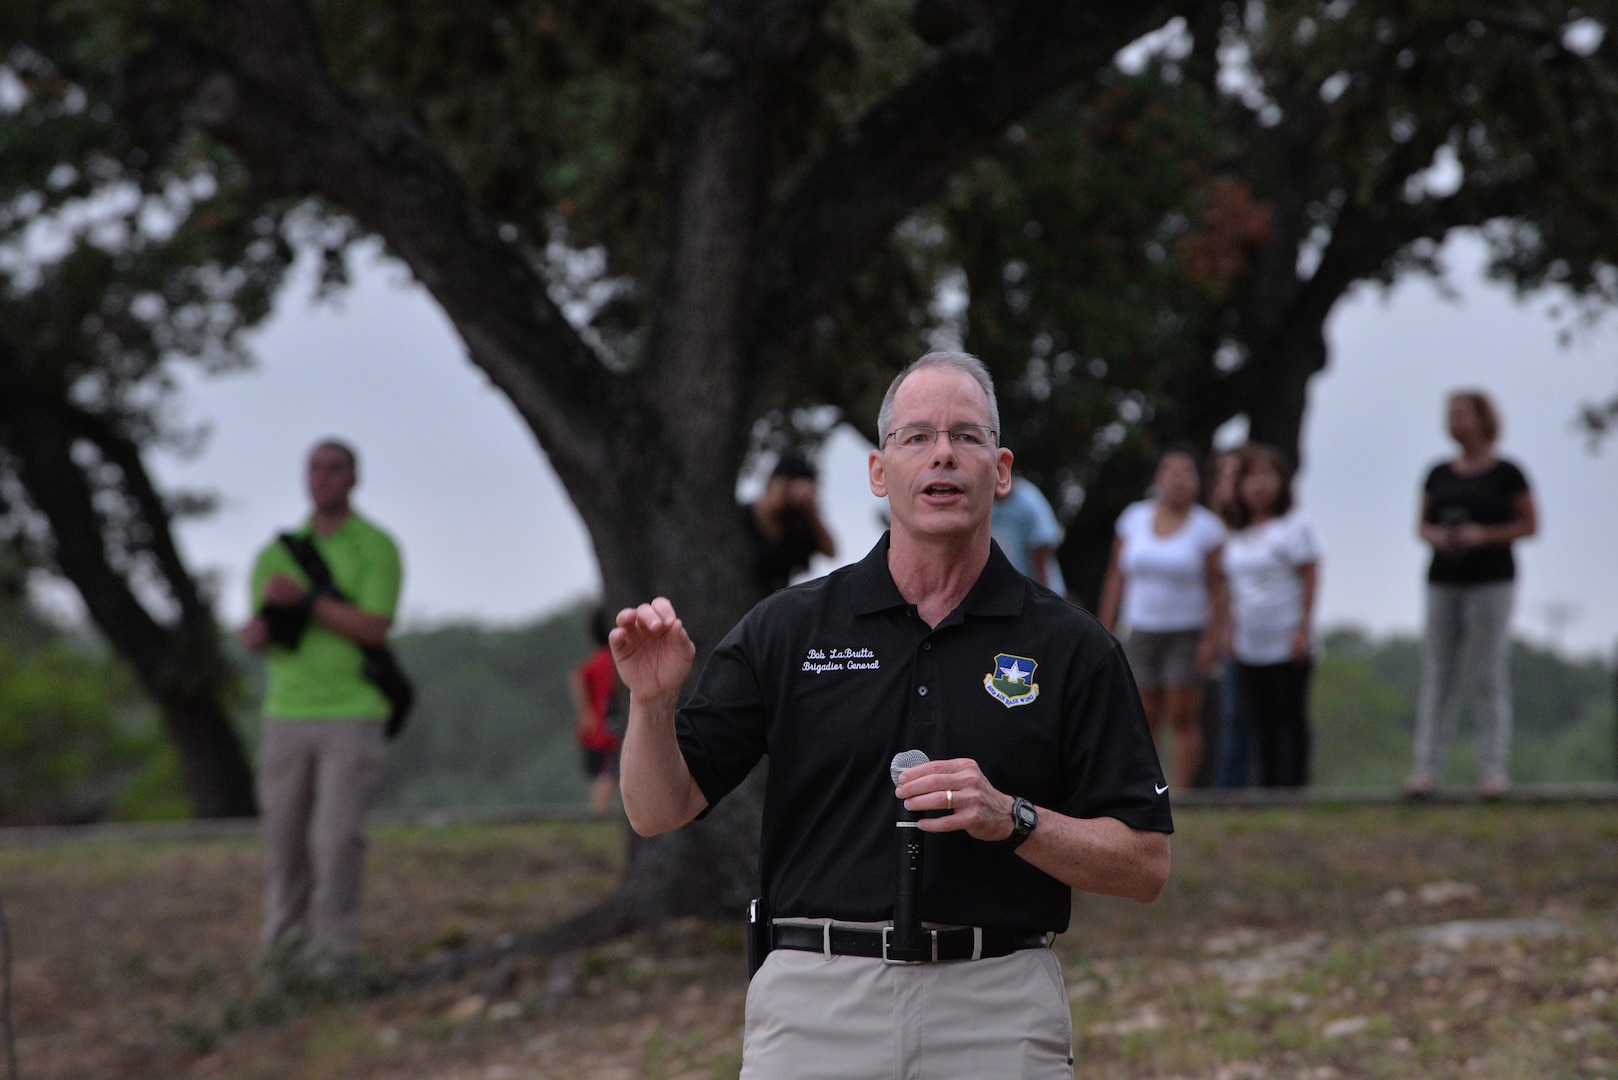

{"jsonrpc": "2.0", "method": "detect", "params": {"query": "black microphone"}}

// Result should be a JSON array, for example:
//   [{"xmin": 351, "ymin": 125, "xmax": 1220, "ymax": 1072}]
[{"xmin": 889, "ymin": 749, "xmax": 929, "ymax": 960}]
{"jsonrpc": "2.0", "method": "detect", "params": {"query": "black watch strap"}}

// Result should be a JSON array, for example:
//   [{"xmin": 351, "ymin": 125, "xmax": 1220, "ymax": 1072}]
[{"xmin": 1001, "ymin": 796, "xmax": 1037, "ymax": 851}]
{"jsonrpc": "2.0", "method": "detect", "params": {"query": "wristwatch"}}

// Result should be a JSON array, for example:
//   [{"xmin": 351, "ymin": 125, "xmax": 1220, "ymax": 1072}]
[{"xmin": 1001, "ymin": 796, "xmax": 1038, "ymax": 851}]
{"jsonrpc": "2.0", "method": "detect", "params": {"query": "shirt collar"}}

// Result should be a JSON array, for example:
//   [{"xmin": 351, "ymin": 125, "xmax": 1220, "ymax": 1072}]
[
  {"xmin": 298, "ymin": 511, "xmax": 363, "ymax": 543},
  {"xmin": 849, "ymin": 532, "xmax": 1027, "ymax": 620}
]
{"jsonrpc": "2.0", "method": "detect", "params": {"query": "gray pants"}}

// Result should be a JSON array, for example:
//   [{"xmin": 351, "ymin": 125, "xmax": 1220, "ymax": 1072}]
[
  {"xmin": 1413, "ymin": 582, "xmax": 1515, "ymax": 781},
  {"xmin": 259, "ymin": 717, "xmax": 387, "ymax": 956},
  {"xmin": 742, "ymin": 923, "xmax": 1073, "ymax": 1079}
]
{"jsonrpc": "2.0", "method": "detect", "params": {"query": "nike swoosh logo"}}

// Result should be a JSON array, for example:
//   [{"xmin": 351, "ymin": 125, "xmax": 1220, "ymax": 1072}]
[{"xmin": 1155, "ymin": 784, "xmax": 1169, "ymax": 795}]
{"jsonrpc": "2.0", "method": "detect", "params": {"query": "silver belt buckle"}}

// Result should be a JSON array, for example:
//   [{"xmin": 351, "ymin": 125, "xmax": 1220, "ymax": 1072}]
[{"xmin": 882, "ymin": 926, "xmax": 939, "ymax": 964}]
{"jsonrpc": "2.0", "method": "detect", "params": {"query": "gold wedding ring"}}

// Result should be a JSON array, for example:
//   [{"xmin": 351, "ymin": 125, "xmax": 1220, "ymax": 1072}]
[{"xmin": 946, "ymin": 789, "xmax": 954, "ymax": 811}]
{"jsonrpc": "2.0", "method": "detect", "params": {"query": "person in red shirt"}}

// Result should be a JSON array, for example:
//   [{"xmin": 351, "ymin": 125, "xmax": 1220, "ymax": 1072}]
[{"xmin": 570, "ymin": 607, "xmax": 623, "ymax": 815}]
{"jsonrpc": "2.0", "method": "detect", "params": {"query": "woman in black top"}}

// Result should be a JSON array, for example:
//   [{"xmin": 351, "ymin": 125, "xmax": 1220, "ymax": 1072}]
[{"xmin": 1406, "ymin": 391, "xmax": 1537, "ymax": 798}]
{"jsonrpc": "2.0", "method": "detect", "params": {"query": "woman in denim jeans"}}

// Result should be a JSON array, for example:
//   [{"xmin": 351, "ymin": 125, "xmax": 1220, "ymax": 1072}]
[{"xmin": 1406, "ymin": 391, "xmax": 1538, "ymax": 799}]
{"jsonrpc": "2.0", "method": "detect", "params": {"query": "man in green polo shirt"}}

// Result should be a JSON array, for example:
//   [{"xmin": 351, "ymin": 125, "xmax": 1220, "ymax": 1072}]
[{"xmin": 239, "ymin": 439, "xmax": 402, "ymax": 972}]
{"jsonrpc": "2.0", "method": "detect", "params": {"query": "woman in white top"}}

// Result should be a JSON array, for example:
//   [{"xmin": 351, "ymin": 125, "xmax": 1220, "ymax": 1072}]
[
  {"xmin": 1098, "ymin": 446, "xmax": 1227, "ymax": 790},
  {"xmin": 1219, "ymin": 443, "xmax": 1321, "ymax": 788}
]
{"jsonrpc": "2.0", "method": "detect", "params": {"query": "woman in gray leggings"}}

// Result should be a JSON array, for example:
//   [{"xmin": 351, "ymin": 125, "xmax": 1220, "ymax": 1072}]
[{"xmin": 1406, "ymin": 391, "xmax": 1538, "ymax": 799}]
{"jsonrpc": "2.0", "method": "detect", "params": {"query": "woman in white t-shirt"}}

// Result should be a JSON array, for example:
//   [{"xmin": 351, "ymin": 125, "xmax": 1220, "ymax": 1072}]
[
  {"xmin": 1098, "ymin": 446, "xmax": 1227, "ymax": 790},
  {"xmin": 1219, "ymin": 444, "xmax": 1321, "ymax": 788}
]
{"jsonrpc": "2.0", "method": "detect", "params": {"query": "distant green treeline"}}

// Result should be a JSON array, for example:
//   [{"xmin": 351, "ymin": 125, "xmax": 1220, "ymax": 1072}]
[
  {"xmin": 378, "ymin": 602, "xmax": 599, "ymax": 812},
  {"xmin": 1311, "ymin": 627, "xmax": 1617, "ymax": 789},
  {"xmin": 0, "ymin": 596, "xmax": 1613, "ymax": 825}
]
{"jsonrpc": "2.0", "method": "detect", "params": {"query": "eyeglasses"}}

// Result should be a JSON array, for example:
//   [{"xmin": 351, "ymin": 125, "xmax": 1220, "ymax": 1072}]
[{"xmin": 882, "ymin": 424, "xmax": 998, "ymax": 452}]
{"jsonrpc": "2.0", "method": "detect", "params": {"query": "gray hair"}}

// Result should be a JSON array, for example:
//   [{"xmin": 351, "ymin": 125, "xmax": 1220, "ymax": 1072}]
[{"xmin": 875, "ymin": 351, "xmax": 1001, "ymax": 446}]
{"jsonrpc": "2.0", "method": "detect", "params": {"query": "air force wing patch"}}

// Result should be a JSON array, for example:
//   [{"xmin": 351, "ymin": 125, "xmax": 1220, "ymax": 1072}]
[{"xmin": 984, "ymin": 653, "xmax": 1039, "ymax": 708}]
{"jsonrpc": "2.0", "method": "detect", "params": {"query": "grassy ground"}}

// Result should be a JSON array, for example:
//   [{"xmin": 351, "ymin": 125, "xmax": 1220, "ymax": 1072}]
[{"xmin": 4, "ymin": 801, "xmax": 1618, "ymax": 1079}]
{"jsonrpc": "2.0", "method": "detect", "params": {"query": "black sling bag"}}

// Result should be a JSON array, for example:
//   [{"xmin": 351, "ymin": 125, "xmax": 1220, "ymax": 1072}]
[{"xmin": 272, "ymin": 532, "xmax": 415, "ymax": 740}]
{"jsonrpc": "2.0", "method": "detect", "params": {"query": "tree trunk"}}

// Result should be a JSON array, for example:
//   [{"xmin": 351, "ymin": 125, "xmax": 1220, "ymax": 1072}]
[
  {"xmin": 1243, "ymin": 324, "xmax": 1328, "ymax": 466},
  {"xmin": 1061, "ymin": 453, "xmax": 1154, "ymax": 612},
  {"xmin": 150, "ymin": 696, "xmax": 258, "ymax": 819},
  {"xmin": 586, "ymin": 450, "xmax": 766, "ymax": 919}
]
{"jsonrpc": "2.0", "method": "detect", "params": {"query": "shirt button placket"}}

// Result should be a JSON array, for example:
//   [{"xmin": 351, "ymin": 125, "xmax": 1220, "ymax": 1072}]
[{"xmin": 913, "ymin": 635, "xmax": 939, "ymax": 743}]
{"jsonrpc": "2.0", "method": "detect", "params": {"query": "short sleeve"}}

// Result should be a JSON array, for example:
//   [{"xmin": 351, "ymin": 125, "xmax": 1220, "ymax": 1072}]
[
  {"xmin": 1283, "ymin": 512, "xmax": 1323, "ymax": 567},
  {"xmin": 1059, "ymin": 642, "xmax": 1174, "ymax": 834},
  {"xmin": 1114, "ymin": 502, "xmax": 1142, "ymax": 540},
  {"xmin": 1194, "ymin": 506, "xmax": 1227, "ymax": 553},
  {"xmin": 1022, "ymin": 484, "xmax": 1064, "ymax": 548},
  {"xmin": 353, "ymin": 533, "xmax": 403, "ymax": 617},
  {"xmin": 1499, "ymin": 460, "xmax": 1530, "ymax": 496},
  {"xmin": 675, "ymin": 620, "xmax": 769, "ymax": 810}
]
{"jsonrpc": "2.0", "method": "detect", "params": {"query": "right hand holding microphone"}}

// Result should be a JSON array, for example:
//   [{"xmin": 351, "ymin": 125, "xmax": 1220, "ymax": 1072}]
[{"xmin": 894, "ymin": 756, "xmax": 1017, "ymax": 844}]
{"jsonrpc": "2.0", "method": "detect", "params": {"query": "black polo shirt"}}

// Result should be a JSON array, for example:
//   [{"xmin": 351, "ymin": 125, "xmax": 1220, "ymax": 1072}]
[{"xmin": 676, "ymin": 534, "xmax": 1172, "ymax": 935}]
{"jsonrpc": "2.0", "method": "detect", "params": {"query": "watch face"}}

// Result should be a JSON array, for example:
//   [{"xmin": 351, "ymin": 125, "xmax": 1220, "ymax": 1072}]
[
  {"xmin": 1003, "ymin": 797, "xmax": 1037, "ymax": 849},
  {"xmin": 1014, "ymin": 800, "xmax": 1037, "ymax": 830}
]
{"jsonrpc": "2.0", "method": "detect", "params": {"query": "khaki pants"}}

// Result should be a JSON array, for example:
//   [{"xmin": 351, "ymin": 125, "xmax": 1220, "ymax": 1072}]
[
  {"xmin": 258, "ymin": 717, "xmax": 386, "ymax": 956},
  {"xmin": 742, "ymin": 926, "xmax": 1074, "ymax": 1079}
]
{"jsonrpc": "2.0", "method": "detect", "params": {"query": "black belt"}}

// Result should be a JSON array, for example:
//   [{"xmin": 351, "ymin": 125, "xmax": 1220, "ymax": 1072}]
[{"xmin": 771, "ymin": 922, "xmax": 1049, "ymax": 963}]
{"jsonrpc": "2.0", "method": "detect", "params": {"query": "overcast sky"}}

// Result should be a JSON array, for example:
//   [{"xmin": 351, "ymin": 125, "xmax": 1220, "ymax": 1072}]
[{"xmin": 138, "ymin": 231, "xmax": 1618, "ymax": 660}]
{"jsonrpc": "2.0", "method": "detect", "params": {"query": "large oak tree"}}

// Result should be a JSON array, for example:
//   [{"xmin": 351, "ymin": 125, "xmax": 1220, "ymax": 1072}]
[
  {"xmin": 73, "ymin": 0, "xmax": 1182, "ymax": 928},
  {"xmin": 10, "ymin": 0, "xmax": 1615, "ymax": 940}
]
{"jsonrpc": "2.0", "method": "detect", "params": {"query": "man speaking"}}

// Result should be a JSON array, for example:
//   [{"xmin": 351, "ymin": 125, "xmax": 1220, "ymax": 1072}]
[{"xmin": 612, "ymin": 352, "xmax": 1172, "ymax": 1078}]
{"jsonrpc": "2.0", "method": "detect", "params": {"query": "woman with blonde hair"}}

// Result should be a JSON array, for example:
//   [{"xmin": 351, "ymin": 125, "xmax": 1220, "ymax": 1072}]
[{"xmin": 1407, "ymin": 390, "xmax": 1537, "ymax": 799}]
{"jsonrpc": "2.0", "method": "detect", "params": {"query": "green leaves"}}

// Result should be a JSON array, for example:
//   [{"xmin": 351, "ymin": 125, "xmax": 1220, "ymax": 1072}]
[
  {"xmin": 0, "ymin": 635, "xmax": 170, "ymax": 824},
  {"xmin": 931, "ymin": 3, "xmax": 1618, "ymax": 598},
  {"xmin": 943, "ymin": 62, "xmax": 1234, "ymax": 549}
]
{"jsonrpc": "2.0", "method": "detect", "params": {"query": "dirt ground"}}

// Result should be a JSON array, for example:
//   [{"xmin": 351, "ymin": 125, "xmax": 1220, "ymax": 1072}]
[{"xmin": 4, "ymin": 801, "xmax": 1618, "ymax": 1079}]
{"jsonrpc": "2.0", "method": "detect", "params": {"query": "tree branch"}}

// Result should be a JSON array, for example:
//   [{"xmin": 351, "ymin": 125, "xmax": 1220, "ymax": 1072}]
[
  {"xmin": 0, "ymin": 355, "xmax": 167, "ymax": 677},
  {"xmin": 122, "ymin": 0, "xmax": 622, "ymax": 486},
  {"xmin": 71, "ymin": 405, "xmax": 214, "ymax": 630},
  {"xmin": 642, "ymin": 0, "xmax": 835, "ymax": 449},
  {"xmin": 744, "ymin": 0, "xmax": 1199, "ymax": 385}
]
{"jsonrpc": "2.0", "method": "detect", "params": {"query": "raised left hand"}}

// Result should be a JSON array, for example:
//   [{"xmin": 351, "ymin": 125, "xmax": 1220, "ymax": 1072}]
[{"xmin": 894, "ymin": 757, "xmax": 1016, "ymax": 843}]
